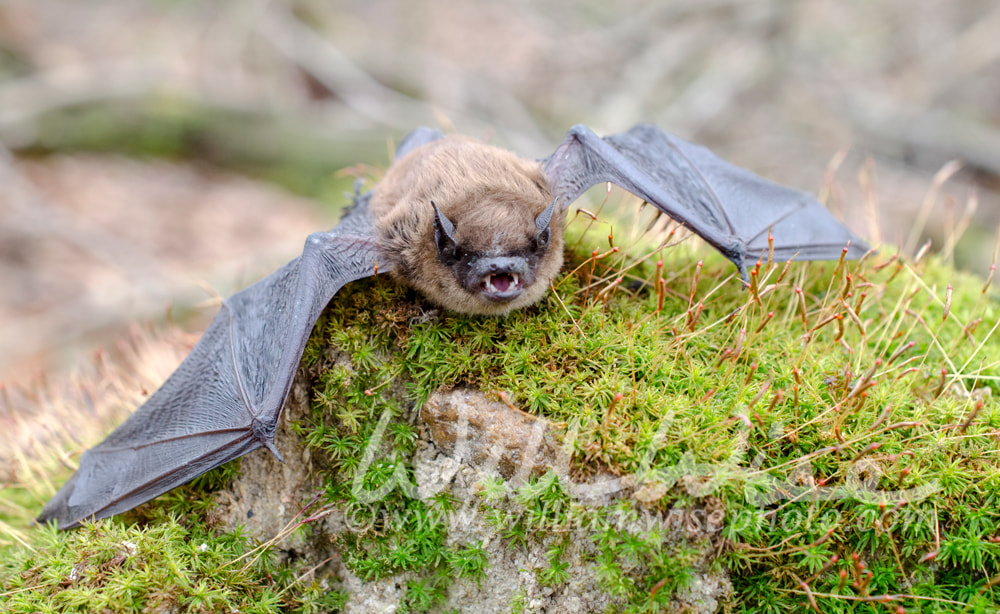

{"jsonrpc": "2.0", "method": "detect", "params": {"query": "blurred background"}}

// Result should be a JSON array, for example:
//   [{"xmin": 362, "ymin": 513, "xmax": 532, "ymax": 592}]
[{"xmin": 1, "ymin": 0, "xmax": 998, "ymax": 383}]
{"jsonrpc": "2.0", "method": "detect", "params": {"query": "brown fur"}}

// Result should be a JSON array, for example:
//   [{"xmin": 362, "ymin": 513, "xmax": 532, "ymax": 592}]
[{"xmin": 371, "ymin": 135, "xmax": 565, "ymax": 315}]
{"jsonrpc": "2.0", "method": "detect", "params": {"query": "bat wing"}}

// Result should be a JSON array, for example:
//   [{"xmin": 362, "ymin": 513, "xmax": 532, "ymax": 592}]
[
  {"xmin": 543, "ymin": 124, "xmax": 868, "ymax": 279},
  {"xmin": 395, "ymin": 126, "xmax": 444, "ymax": 157},
  {"xmin": 38, "ymin": 198, "xmax": 386, "ymax": 529}
]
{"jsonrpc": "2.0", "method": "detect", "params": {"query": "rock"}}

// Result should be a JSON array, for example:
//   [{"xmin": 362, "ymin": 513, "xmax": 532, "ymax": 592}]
[
  {"xmin": 420, "ymin": 387, "xmax": 568, "ymax": 483},
  {"xmin": 215, "ymin": 375, "xmax": 324, "ymax": 552}
]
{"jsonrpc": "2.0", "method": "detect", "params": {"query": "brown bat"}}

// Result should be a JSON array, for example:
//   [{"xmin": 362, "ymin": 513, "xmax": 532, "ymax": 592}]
[{"xmin": 38, "ymin": 124, "xmax": 867, "ymax": 528}]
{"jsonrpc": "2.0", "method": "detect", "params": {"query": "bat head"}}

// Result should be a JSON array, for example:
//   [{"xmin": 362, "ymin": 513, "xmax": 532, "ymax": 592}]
[
  {"xmin": 431, "ymin": 196, "xmax": 561, "ymax": 313},
  {"xmin": 373, "ymin": 135, "xmax": 565, "ymax": 315}
]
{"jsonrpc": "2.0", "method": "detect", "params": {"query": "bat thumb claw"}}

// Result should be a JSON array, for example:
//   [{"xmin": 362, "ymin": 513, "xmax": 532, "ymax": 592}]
[{"xmin": 262, "ymin": 438, "xmax": 284, "ymax": 462}]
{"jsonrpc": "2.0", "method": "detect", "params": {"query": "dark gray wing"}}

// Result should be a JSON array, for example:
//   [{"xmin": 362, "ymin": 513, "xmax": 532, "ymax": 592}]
[
  {"xmin": 543, "ymin": 124, "xmax": 868, "ymax": 279},
  {"xmin": 395, "ymin": 126, "xmax": 444, "ymax": 158},
  {"xmin": 38, "ymin": 199, "xmax": 386, "ymax": 529}
]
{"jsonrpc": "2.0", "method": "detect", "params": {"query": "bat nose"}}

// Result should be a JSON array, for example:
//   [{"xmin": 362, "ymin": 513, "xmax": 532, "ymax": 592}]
[{"xmin": 478, "ymin": 257, "xmax": 529, "ymax": 277}]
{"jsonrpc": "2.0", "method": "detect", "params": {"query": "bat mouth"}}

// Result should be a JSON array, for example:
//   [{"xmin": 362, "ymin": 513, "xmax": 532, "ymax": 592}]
[{"xmin": 480, "ymin": 272, "xmax": 522, "ymax": 301}]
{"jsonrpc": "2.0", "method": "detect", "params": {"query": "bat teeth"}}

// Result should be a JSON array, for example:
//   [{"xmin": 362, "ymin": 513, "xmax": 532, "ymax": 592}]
[{"xmin": 481, "ymin": 272, "xmax": 522, "ymax": 299}]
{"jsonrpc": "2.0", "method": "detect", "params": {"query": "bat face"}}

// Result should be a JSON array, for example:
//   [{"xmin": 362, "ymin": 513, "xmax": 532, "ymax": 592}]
[
  {"xmin": 433, "ymin": 194, "xmax": 558, "ymax": 305},
  {"xmin": 372, "ymin": 136, "xmax": 565, "ymax": 315}
]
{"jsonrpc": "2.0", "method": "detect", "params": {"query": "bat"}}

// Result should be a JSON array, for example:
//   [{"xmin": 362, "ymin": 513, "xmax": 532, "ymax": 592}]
[{"xmin": 37, "ymin": 124, "xmax": 867, "ymax": 528}]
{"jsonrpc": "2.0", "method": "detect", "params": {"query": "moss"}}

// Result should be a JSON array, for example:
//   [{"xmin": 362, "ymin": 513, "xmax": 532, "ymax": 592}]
[
  {"xmin": 3, "ymin": 195, "xmax": 999, "ymax": 611},
  {"xmin": 293, "ymin": 209, "xmax": 998, "ymax": 610},
  {"xmin": 2, "ymin": 521, "xmax": 285, "ymax": 612},
  {"xmin": 0, "ymin": 470, "xmax": 355, "ymax": 613}
]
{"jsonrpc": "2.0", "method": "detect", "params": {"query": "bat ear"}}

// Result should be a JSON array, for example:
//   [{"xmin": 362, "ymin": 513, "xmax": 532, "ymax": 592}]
[
  {"xmin": 533, "ymin": 197, "xmax": 558, "ymax": 247},
  {"xmin": 432, "ymin": 200, "xmax": 458, "ymax": 259}
]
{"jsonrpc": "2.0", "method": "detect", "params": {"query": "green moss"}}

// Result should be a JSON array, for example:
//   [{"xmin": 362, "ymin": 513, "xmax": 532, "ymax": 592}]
[
  {"xmin": 0, "ymin": 469, "xmax": 357, "ymax": 613},
  {"xmin": 293, "ymin": 213, "xmax": 998, "ymax": 611},
  {"xmin": 1, "ymin": 521, "xmax": 284, "ymax": 613}
]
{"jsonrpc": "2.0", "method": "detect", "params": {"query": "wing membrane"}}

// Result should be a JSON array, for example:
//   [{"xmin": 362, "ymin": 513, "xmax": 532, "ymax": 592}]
[
  {"xmin": 544, "ymin": 124, "xmax": 868, "ymax": 279},
  {"xmin": 39, "ymin": 200, "xmax": 385, "ymax": 528}
]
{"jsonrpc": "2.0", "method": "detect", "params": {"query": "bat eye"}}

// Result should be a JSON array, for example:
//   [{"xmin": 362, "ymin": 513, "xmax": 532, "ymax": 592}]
[{"xmin": 439, "ymin": 244, "xmax": 462, "ymax": 265}]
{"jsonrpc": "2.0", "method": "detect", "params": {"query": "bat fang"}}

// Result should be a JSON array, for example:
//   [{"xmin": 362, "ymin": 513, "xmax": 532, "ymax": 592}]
[{"xmin": 480, "ymin": 272, "xmax": 522, "ymax": 300}]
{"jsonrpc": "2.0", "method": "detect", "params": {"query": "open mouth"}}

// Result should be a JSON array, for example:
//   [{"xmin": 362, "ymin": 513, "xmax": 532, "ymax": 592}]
[{"xmin": 480, "ymin": 272, "xmax": 522, "ymax": 300}]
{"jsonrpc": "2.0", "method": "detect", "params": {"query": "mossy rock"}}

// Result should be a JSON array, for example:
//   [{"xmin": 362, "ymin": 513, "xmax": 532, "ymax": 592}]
[{"xmin": 3, "ymin": 215, "xmax": 999, "ymax": 612}]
